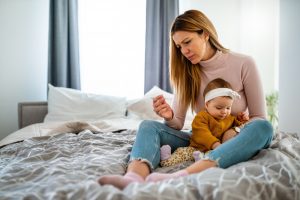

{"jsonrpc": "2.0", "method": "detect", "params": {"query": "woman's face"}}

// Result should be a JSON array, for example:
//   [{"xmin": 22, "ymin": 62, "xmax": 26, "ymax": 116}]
[{"xmin": 172, "ymin": 31, "xmax": 210, "ymax": 64}]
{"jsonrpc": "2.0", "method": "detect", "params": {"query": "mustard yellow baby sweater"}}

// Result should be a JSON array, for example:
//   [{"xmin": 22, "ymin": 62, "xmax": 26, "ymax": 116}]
[{"xmin": 190, "ymin": 110, "xmax": 242, "ymax": 152}]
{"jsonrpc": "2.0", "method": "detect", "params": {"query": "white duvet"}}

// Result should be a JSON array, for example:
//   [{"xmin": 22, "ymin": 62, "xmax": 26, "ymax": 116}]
[{"xmin": 0, "ymin": 127, "xmax": 299, "ymax": 200}]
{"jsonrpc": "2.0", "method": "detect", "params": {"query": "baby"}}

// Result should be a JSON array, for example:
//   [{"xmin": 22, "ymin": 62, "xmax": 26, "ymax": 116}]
[{"xmin": 160, "ymin": 78, "xmax": 246, "ymax": 167}]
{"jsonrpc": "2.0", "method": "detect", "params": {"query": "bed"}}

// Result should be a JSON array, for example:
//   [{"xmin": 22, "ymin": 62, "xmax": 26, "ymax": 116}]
[{"xmin": 0, "ymin": 85, "xmax": 299, "ymax": 200}]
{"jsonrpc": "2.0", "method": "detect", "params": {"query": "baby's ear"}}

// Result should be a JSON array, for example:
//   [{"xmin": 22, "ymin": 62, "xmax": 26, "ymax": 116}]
[{"xmin": 205, "ymin": 102, "xmax": 209, "ymax": 109}]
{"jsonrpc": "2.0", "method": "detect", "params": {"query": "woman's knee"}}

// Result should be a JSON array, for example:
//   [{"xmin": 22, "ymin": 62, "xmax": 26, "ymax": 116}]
[
  {"xmin": 139, "ymin": 120, "xmax": 161, "ymax": 132},
  {"xmin": 250, "ymin": 119, "xmax": 274, "ymax": 145},
  {"xmin": 139, "ymin": 119, "xmax": 159, "ymax": 127},
  {"xmin": 137, "ymin": 120, "xmax": 163, "ymax": 138}
]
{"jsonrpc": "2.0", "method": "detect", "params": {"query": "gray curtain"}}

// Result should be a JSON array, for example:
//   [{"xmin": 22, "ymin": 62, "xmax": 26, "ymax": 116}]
[
  {"xmin": 48, "ymin": 0, "xmax": 81, "ymax": 89},
  {"xmin": 144, "ymin": 0, "xmax": 179, "ymax": 93}
]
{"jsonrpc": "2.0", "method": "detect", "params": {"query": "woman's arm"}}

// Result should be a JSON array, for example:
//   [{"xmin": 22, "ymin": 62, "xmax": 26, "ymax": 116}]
[
  {"xmin": 241, "ymin": 56, "xmax": 267, "ymax": 120},
  {"xmin": 163, "ymin": 94, "xmax": 189, "ymax": 130}
]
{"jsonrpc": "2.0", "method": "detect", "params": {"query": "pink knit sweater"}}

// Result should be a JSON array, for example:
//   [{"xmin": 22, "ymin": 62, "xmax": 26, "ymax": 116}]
[{"xmin": 166, "ymin": 50, "xmax": 267, "ymax": 130}]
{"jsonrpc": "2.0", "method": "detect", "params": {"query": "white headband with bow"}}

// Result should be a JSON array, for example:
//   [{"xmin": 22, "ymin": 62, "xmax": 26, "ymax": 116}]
[{"xmin": 205, "ymin": 88, "xmax": 240, "ymax": 103}]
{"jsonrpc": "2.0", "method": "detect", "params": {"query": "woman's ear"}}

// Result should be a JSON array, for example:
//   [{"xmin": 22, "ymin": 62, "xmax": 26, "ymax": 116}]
[{"xmin": 203, "ymin": 31, "xmax": 209, "ymax": 41}]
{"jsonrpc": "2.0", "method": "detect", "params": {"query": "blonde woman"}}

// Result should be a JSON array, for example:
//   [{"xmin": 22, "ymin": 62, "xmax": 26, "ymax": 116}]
[{"xmin": 99, "ymin": 9, "xmax": 273, "ymax": 187}]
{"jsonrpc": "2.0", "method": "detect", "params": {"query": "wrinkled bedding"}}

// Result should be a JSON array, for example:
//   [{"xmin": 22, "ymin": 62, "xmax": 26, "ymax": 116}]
[{"xmin": 0, "ymin": 128, "xmax": 300, "ymax": 200}]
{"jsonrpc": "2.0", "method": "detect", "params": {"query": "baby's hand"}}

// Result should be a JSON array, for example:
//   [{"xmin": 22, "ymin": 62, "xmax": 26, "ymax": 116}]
[
  {"xmin": 237, "ymin": 111, "xmax": 249, "ymax": 122},
  {"xmin": 222, "ymin": 128, "xmax": 238, "ymax": 143}
]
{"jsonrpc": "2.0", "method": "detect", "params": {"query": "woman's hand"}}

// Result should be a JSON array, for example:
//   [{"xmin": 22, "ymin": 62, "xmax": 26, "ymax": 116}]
[
  {"xmin": 237, "ymin": 111, "xmax": 249, "ymax": 123},
  {"xmin": 153, "ymin": 95, "xmax": 173, "ymax": 121}
]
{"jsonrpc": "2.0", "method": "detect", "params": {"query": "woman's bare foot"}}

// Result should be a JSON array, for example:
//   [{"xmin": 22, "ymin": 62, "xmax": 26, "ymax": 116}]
[{"xmin": 98, "ymin": 172, "xmax": 144, "ymax": 190}]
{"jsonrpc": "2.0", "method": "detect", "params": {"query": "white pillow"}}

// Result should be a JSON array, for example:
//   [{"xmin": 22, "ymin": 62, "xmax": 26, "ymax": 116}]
[
  {"xmin": 44, "ymin": 84, "xmax": 127, "ymax": 122},
  {"xmin": 127, "ymin": 86, "xmax": 195, "ymax": 122}
]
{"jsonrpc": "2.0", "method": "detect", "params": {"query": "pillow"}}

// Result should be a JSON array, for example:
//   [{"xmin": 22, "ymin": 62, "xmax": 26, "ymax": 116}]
[
  {"xmin": 127, "ymin": 86, "xmax": 195, "ymax": 122},
  {"xmin": 44, "ymin": 84, "xmax": 127, "ymax": 122}
]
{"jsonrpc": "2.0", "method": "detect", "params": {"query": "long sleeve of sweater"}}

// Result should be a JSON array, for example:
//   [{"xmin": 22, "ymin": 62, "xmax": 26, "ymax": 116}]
[{"xmin": 190, "ymin": 112, "xmax": 220, "ymax": 151}]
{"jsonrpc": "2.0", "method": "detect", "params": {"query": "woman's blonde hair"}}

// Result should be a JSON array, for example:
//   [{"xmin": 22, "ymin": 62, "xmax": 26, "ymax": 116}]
[{"xmin": 169, "ymin": 10, "xmax": 228, "ymax": 111}]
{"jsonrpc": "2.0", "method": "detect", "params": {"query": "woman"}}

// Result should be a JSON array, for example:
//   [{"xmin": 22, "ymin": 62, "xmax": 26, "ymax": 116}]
[{"xmin": 99, "ymin": 9, "xmax": 273, "ymax": 188}]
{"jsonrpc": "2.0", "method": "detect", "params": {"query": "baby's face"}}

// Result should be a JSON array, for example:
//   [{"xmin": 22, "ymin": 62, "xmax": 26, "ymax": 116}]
[{"xmin": 205, "ymin": 96, "xmax": 233, "ymax": 120}]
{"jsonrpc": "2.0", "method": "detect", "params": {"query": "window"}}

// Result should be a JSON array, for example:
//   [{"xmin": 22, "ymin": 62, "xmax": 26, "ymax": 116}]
[{"xmin": 78, "ymin": 0, "xmax": 146, "ymax": 99}]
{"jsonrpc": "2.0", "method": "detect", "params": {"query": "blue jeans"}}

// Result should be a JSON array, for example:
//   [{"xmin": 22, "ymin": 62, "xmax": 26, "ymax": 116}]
[{"xmin": 130, "ymin": 119, "xmax": 273, "ymax": 170}]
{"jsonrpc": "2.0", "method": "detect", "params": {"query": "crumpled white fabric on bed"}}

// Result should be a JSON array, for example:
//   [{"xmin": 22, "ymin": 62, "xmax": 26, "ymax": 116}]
[{"xmin": 0, "ymin": 118, "xmax": 143, "ymax": 147}]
